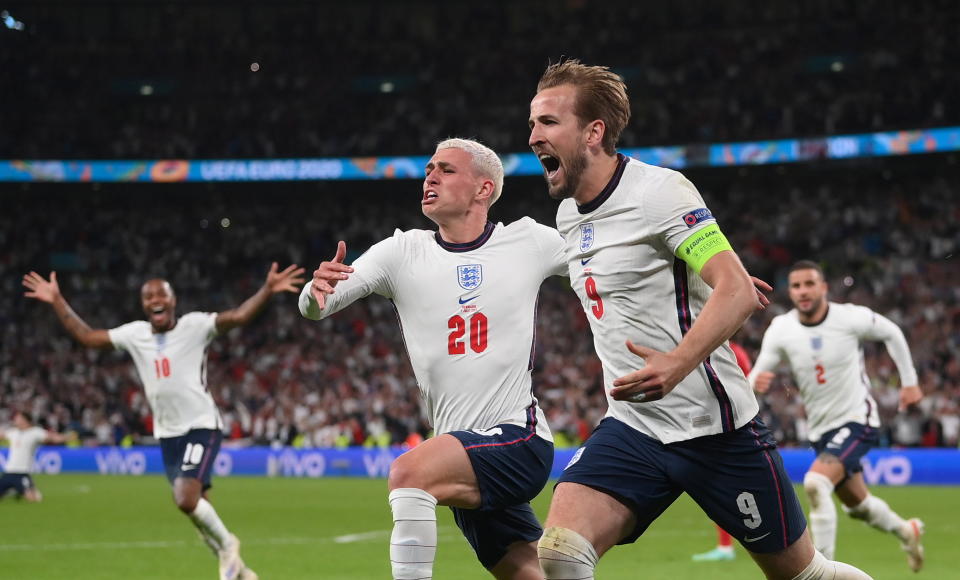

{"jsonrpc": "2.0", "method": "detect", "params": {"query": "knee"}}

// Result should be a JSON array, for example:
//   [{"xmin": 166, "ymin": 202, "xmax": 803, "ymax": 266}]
[
  {"xmin": 803, "ymin": 472, "xmax": 834, "ymax": 509},
  {"xmin": 537, "ymin": 526, "xmax": 598, "ymax": 579},
  {"xmin": 173, "ymin": 490, "xmax": 200, "ymax": 513},
  {"xmin": 387, "ymin": 455, "xmax": 418, "ymax": 491}
]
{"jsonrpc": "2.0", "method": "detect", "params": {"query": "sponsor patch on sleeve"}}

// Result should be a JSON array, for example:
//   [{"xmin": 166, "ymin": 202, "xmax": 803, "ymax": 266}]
[
  {"xmin": 677, "ymin": 223, "xmax": 733, "ymax": 273},
  {"xmin": 681, "ymin": 207, "xmax": 715, "ymax": 228}
]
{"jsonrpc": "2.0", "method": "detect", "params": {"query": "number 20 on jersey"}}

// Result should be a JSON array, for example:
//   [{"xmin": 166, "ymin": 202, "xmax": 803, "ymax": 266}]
[{"xmin": 448, "ymin": 313, "xmax": 488, "ymax": 354}]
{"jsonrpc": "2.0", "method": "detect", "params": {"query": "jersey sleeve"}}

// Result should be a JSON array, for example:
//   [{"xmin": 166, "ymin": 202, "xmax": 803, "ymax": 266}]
[
  {"xmin": 643, "ymin": 172, "xmax": 733, "ymax": 273},
  {"xmin": 747, "ymin": 319, "xmax": 785, "ymax": 388},
  {"xmin": 107, "ymin": 321, "xmax": 140, "ymax": 352},
  {"xmin": 529, "ymin": 220, "xmax": 568, "ymax": 278},
  {"xmin": 299, "ymin": 233, "xmax": 401, "ymax": 320},
  {"xmin": 182, "ymin": 312, "xmax": 218, "ymax": 341},
  {"xmin": 850, "ymin": 306, "xmax": 919, "ymax": 386}
]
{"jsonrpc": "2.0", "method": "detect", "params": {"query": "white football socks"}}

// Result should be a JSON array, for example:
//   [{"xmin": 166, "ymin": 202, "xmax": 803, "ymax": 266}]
[
  {"xmin": 843, "ymin": 494, "xmax": 908, "ymax": 539},
  {"xmin": 791, "ymin": 550, "xmax": 873, "ymax": 579},
  {"xmin": 389, "ymin": 488, "xmax": 438, "ymax": 580},
  {"xmin": 804, "ymin": 472, "xmax": 837, "ymax": 559},
  {"xmin": 189, "ymin": 498, "xmax": 231, "ymax": 554}
]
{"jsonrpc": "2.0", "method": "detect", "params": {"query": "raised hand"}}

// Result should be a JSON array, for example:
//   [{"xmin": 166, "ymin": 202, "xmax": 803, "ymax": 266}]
[
  {"xmin": 23, "ymin": 271, "xmax": 61, "ymax": 304},
  {"xmin": 265, "ymin": 262, "xmax": 306, "ymax": 294},
  {"xmin": 610, "ymin": 341, "xmax": 692, "ymax": 403},
  {"xmin": 310, "ymin": 241, "xmax": 353, "ymax": 309}
]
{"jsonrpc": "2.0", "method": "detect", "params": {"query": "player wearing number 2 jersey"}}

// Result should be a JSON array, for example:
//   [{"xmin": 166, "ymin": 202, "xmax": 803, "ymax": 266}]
[
  {"xmin": 23, "ymin": 263, "xmax": 305, "ymax": 580},
  {"xmin": 748, "ymin": 260, "xmax": 925, "ymax": 572},
  {"xmin": 300, "ymin": 138, "xmax": 565, "ymax": 580},
  {"xmin": 528, "ymin": 59, "xmax": 871, "ymax": 580}
]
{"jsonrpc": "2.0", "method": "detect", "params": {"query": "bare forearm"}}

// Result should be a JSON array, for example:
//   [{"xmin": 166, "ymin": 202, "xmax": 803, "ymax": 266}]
[
  {"xmin": 51, "ymin": 295, "xmax": 96, "ymax": 343},
  {"xmin": 218, "ymin": 283, "xmax": 273, "ymax": 330},
  {"xmin": 673, "ymin": 279, "xmax": 756, "ymax": 372}
]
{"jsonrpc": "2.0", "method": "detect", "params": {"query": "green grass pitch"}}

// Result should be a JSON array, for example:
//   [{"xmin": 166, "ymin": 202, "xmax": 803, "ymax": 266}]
[{"xmin": 2, "ymin": 474, "xmax": 954, "ymax": 579}]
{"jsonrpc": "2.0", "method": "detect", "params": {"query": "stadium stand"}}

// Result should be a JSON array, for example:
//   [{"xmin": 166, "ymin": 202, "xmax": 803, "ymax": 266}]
[{"xmin": 1, "ymin": 0, "xmax": 956, "ymax": 450}]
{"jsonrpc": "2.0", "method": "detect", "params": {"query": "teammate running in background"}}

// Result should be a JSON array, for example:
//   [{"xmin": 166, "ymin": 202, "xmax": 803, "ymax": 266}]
[
  {"xmin": 528, "ymin": 59, "xmax": 871, "ymax": 580},
  {"xmin": 749, "ymin": 260, "xmax": 925, "ymax": 571},
  {"xmin": 23, "ymin": 263, "xmax": 304, "ymax": 580},
  {"xmin": 0, "ymin": 410, "xmax": 72, "ymax": 502},
  {"xmin": 301, "ymin": 138, "xmax": 564, "ymax": 580},
  {"xmin": 691, "ymin": 339, "xmax": 754, "ymax": 563}
]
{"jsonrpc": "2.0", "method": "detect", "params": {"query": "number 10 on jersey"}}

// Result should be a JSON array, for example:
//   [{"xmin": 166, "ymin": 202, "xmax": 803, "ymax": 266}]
[{"xmin": 448, "ymin": 313, "xmax": 488, "ymax": 354}]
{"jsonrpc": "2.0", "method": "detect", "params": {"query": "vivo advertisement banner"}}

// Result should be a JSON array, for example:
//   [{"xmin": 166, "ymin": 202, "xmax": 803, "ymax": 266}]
[{"xmin": 1, "ymin": 448, "xmax": 958, "ymax": 485}]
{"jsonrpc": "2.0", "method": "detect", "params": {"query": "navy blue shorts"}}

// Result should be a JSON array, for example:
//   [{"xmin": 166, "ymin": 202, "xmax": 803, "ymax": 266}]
[
  {"xmin": 447, "ymin": 423, "xmax": 554, "ymax": 569},
  {"xmin": 811, "ymin": 422, "xmax": 878, "ymax": 479},
  {"xmin": 159, "ymin": 429, "xmax": 222, "ymax": 490},
  {"xmin": 0, "ymin": 472, "xmax": 34, "ymax": 498},
  {"xmin": 558, "ymin": 416, "xmax": 806, "ymax": 554}
]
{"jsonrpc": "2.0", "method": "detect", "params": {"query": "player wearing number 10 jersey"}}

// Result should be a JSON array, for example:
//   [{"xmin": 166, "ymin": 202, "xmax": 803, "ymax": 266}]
[
  {"xmin": 300, "ymin": 138, "xmax": 565, "ymax": 580},
  {"xmin": 748, "ymin": 260, "xmax": 925, "ymax": 571},
  {"xmin": 23, "ymin": 263, "xmax": 305, "ymax": 580}
]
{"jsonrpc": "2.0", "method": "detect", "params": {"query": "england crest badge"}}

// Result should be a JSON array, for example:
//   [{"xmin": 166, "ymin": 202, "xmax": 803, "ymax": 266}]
[
  {"xmin": 457, "ymin": 264, "xmax": 483, "ymax": 290},
  {"xmin": 579, "ymin": 223, "xmax": 595, "ymax": 252}
]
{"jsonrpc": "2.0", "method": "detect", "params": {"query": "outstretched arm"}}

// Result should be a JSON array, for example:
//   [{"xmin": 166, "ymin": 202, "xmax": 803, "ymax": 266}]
[
  {"xmin": 44, "ymin": 430, "xmax": 76, "ymax": 445},
  {"xmin": 216, "ymin": 262, "xmax": 306, "ymax": 333},
  {"xmin": 23, "ymin": 271, "xmax": 112, "ymax": 349}
]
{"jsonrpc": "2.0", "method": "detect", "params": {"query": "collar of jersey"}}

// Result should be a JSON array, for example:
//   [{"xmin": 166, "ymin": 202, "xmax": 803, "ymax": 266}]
[
  {"xmin": 577, "ymin": 152, "xmax": 627, "ymax": 214},
  {"xmin": 799, "ymin": 304, "xmax": 830, "ymax": 327},
  {"xmin": 434, "ymin": 221, "xmax": 496, "ymax": 253}
]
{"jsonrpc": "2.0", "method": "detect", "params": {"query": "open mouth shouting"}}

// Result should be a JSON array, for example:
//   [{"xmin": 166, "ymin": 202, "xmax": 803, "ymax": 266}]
[
  {"xmin": 422, "ymin": 188, "xmax": 439, "ymax": 205},
  {"xmin": 538, "ymin": 153, "xmax": 562, "ymax": 183}
]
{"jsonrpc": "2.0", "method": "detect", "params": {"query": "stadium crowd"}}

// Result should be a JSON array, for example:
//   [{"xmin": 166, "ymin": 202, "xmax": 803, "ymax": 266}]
[
  {"xmin": 2, "ymin": 157, "xmax": 958, "ymax": 450},
  {"xmin": 1, "ymin": 0, "xmax": 957, "ymax": 159}
]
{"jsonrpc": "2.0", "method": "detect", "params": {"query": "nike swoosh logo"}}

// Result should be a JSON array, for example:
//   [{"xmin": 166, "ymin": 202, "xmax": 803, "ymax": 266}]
[
  {"xmin": 742, "ymin": 532, "xmax": 771, "ymax": 543},
  {"xmin": 581, "ymin": 257, "xmax": 593, "ymax": 266},
  {"xmin": 458, "ymin": 295, "xmax": 479, "ymax": 304}
]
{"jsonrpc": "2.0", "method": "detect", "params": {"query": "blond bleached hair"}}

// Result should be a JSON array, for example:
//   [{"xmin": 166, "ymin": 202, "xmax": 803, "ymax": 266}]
[
  {"xmin": 537, "ymin": 59, "xmax": 630, "ymax": 155},
  {"xmin": 435, "ymin": 138, "xmax": 504, "ymax": 206}
]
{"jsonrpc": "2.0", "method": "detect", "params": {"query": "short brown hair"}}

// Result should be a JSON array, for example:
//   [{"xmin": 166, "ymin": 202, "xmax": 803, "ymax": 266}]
[
  {"xmin": 789, "ymin": 260, "xmax": 825, "ymax": 279},
  {"xmin": 537, "ymin": 59, "xmax": 630, "ymax": 155}
]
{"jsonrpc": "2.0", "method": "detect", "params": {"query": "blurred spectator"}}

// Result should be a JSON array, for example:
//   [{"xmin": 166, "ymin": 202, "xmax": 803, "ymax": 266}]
[
  {"xmin": 1, "ymin": 0, "xmax": 958, "ymax": 159},
  {"xmin": 3, "ymin": 154, "xmax": 958, "ymax": 448}
]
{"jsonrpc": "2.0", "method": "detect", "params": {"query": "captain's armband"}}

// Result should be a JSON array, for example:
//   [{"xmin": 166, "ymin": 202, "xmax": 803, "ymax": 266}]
[{"xmin": 676, "ymin": 224, "xmax": 733, "ymax": 273}]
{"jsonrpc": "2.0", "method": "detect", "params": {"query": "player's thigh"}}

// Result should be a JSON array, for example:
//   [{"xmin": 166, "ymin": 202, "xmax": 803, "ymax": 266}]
[
  {"xmin": 749, "ymin": 529, "xmax": 817, "ymax": 580},
  {"xmin": 675, "ymin": 417, "xmax": 805, "ymax": 555},
  {"xmin": 159, "ymin": 429, "xmax": 222, "ymax": 490},
  {"xmin": 452, "ymin": 503, "xmax": 542, "ymax": 572},
  {"xmin": 551, "ymin": 417, "xmax": 680, "ymax": 555},
  {"xmin": 388, "ymin": 433, "xmax": 479, "ymax": 506},
  {"xmin": 452, "ymin": 425, "xmax": 553, "ymax": 509},
  {"xmin": 811, "ymin": 422, "xmax": 878, "ymax": 486}
]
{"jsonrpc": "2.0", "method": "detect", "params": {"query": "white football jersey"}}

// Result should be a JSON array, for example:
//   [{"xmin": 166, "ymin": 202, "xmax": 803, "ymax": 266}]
[
  {"xmin": 556, "ymin": 155, "xmax": 759, "ymax": 444},
  {"xmin": 3, "ymin": 426, "xmax": 46, "ymax": 473},
  {"xmin": 748, "ymin": 302, "xmax": 918, "ymax": 442},
  {"xmin": 108, "ymin": 312, "xmax": 223, "ymax": 438},
  {"xmin": 299, "ymin": 218, "xmax": 566, "ymax": 440}
]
